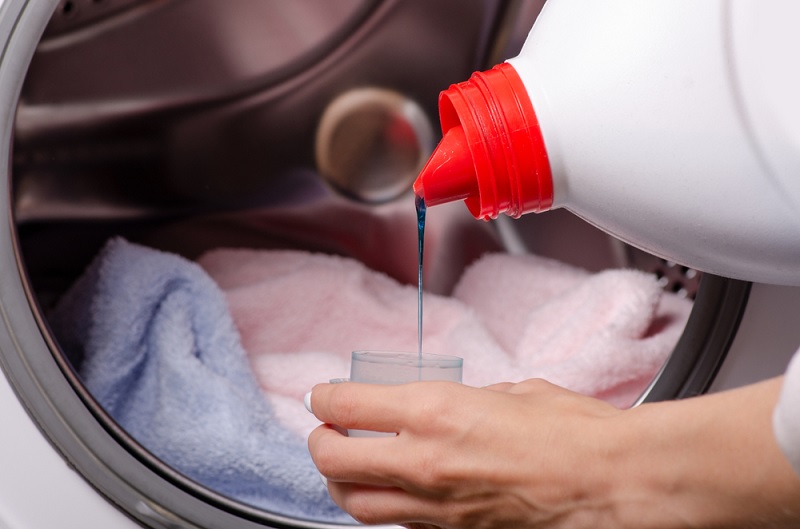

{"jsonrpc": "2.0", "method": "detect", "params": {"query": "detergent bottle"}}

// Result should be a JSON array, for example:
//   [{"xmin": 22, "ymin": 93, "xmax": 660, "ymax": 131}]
[{"xmin": 413, "ymin": 0, "xmax": 800, "ymax": 286}]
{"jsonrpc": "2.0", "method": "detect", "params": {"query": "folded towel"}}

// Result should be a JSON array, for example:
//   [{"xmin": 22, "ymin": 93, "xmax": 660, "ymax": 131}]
[
  {"xmin": 48, "ymin": 238, "xmax": 352, "ymax": 523},
  {"xmin": 198, "ymin": 248, "xmax": 692, "ymax": 437},
  {"xmin": 453, "ymin": 254, "xmax": 692, "ymax": 403}
]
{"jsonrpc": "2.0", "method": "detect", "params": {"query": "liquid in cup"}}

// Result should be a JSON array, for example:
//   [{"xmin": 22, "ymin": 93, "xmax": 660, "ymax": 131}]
[
  {"xmin": 351, "ymin": 350, "xmax": 463, "ymax": 383},
  {"xmin": 341, "ymin": 351, "xmax": 463, "ymax": 437}
]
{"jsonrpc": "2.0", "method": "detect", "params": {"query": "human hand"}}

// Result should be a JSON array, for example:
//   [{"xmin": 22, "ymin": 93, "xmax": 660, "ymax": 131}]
[
  {"xmin": 308, "ymin": 376, "xmax": 800, "ymax": 529},
  {"xmin": 306, "ymin": 379, "xmax": 623, "ymax": 529}
]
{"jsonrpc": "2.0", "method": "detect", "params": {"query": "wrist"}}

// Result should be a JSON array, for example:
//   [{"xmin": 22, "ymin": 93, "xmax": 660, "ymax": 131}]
[{"xmin": 602, "ymin": 379, "xmax": 800, "ymax": 529}]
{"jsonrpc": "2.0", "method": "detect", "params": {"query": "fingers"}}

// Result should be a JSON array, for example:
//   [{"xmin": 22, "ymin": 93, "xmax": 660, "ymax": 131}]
[
  {"xmin": 327, "ymin": 480, "xmax": 452, "ymax": 528},
  {"xmin": 482, "ymin": 381, "xmax": 516, "ymax": 392},
  {"xmin": 308, "ymin": 423, "xmax": 409, "ymax": 487},
  {"xmin": 306, "ymin": 377, "xmax": 619, "ymax": 529},
  {"xmin": 491, "ymin": 377, "xmax": 578, "ymax": 396},
  {"xmin": 308, "ymin": 381, "xmax": 459, "ymax": 434},
  {"xmin": 307, "ymin": 381, "xmax": 477, "ymax": 489},
  {"xmin": 480, "ymin": 379, "xmax": 562, "ymax": 394}
]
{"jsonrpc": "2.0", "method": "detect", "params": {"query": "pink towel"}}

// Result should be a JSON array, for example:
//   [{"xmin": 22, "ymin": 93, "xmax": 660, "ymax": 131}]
[{"xmin": 198, "ymin": 250, "xmax": 692, "ymax": 437}]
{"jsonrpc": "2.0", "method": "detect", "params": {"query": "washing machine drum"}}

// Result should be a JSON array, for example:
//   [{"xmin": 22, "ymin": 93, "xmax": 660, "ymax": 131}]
[{"xmin": 0, "ymin": 1, "xmax": 749, "ymax": 528}]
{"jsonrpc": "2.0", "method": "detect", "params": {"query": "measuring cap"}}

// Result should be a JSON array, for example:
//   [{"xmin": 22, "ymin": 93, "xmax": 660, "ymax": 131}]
[{"xmin": 413, "ymin": 62, "xmax": 553, "ymax": 219}]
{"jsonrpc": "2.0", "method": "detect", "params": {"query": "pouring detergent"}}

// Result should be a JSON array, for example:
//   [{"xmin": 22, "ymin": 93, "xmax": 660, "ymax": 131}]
[{"xmin": 413, "ymin": 0, "xmax": 800, "ymax": 286}]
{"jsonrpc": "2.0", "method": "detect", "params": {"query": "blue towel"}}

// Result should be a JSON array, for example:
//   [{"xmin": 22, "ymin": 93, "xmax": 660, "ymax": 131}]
[{"xmin": 48, "ymin": 238, "xmax": 351, "ymax": 523}]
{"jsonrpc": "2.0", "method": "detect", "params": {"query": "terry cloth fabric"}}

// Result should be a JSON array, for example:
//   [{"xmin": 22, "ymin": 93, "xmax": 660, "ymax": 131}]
[
  {"xmin": 198, "ymin": 249, "xmax": 693, "ymax": 438},
  {"xmin": 47, "ymin": 238, "xmax": 352, "ymax": 524},
  {"xmin": 774, "ymin": 349, "xmax": 800, "ymax": 475}
]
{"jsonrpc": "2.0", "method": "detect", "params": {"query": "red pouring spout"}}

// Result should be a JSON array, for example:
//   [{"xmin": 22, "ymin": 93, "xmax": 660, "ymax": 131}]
[
  {"xmin": 412, "ymin": 125, "xmax": 477, "ymax": 205},
  {"xmin": 413, "ymin": 62, "xmax": 554, "ymax": 220}
]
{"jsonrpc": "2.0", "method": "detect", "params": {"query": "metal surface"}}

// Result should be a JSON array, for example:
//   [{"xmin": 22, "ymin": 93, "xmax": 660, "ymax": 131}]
[
  {"xmin": 316, "ymin": 87, "xmax": 434, "ymax": 203},
  {"xmin": 14, "ymin": 0, "xmax": 503, "ymax": 219}
]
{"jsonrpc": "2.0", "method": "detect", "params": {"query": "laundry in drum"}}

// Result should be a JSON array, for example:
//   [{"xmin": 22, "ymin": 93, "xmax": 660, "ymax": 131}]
[{"xmin": 47, "ymin": 236, "xmax": 691, "ymax": 521}]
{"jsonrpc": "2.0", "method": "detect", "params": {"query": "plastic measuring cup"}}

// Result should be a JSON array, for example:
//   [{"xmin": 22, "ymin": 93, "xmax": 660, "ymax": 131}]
[
  {"xmin": 350, "ymin": 350, "xmax": 462, "ymax": 384},
  {"xmin": 337, "ymin": 350, "xmax": 463, "ymax": 437}
]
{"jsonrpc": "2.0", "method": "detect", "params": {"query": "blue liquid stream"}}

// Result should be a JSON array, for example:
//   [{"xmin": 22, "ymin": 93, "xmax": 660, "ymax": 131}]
[{"xmin": 416, "ymin": 195, "xmax": 426, "ymax": 362}]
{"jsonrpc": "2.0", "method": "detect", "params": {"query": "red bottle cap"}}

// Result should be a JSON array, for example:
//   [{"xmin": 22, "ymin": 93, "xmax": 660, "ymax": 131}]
[{"xmin": 413, "ymin": 62, "xmax": 553, "ymax": 219}]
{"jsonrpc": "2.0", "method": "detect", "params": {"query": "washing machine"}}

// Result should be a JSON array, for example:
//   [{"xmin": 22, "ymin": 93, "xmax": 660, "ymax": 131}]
[{"xmin": 1, "ymin": 1, "xmax": 800, "ymax": 528}]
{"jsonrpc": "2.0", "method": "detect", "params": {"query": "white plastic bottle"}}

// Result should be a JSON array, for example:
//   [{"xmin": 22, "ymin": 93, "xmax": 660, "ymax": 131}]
[{"xmin": 413, "ymin": 0, "xmax": 800, "ymax": 286}]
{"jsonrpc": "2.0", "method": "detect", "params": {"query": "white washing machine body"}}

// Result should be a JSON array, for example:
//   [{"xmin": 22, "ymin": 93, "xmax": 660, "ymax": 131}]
[
  {"xmin": 0, "ymin": 1, "xmax": 134, "ymax": 526},
  {"xmin": 0, "ymin": 372, "xmax": 150, "ymax": 529}
]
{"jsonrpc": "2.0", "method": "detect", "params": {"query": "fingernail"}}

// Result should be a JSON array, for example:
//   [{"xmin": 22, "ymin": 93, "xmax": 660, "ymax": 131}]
[
  {"xmin": 304, "ymin": 391, "xmax": 313, "ymax": 414},
  {"xmin": 320, "ymin": 473, "xmax": 328, "ymax": 486}
]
